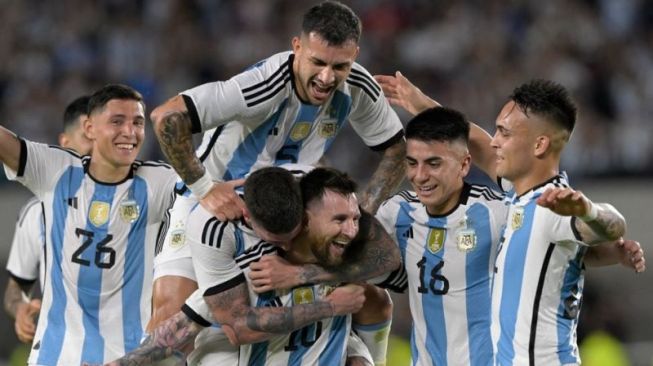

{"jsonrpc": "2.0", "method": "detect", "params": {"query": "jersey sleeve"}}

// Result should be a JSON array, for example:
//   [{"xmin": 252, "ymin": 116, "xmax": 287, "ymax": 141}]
[
  {"xmin": 187, "ymin": 219, "xmax": 245, "ymax": 296},
  {"xmin": 540, "ymin": 206, "xmax": 584, "ymax": 245},
  {"xmin": 141, "ymin": 163, "xmax": 179, "ymax": 225},
  {"xmin": 182, "ymin": 289, "xmax": 214, "ymax": 327},
  {"xmin": 181, "ymin": 53, "xmax": 292, "ymax": 134},
  {"xmin": 375, "ymin": 197, "xmax": 400, "ymax": 238},
  {"xmin": 346, "ymin": 66, "xmax": 404, "ymax": 150},
  {"xmin": 6, "ymin": 198, "xmax": 43, "ymax": 284},
  {"xmin": 3, "ymin": 139, "xmax": 78, "ymax": 199}
]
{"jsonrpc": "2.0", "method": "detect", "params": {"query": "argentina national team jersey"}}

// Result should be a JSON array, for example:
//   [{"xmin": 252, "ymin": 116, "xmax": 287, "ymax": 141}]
[
  {"xmin": 491, "ymin": 174, "xmax": 587, "ymax": 366},
  {"xmin": 6, "ymin": 197, "xmax": 45, "ymax": 289},
  {"xmin": 185, "ymin": 216, "xmax": 353, "ymax": 366},
  {"xmin": 4, "ymin": 139, "xmax": 177, "ymax": 366},
  {"xmin": 182, "ymin": 51, "xmax": 403, "ymax": 181},
  {"xmin": 375, "ymin": 183, "xmax": 507, "ymax": 366}
]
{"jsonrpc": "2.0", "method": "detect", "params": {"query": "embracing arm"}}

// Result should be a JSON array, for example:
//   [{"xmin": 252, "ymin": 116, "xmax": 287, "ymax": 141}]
[
  {"xmin": 0, "ymin": 126, "xmax": 22, "ymax": 172},
  {"xmin": 205, "ymin": 280, "xmax": 364, "ymax": 346},
  {"xmin": 585, "ymin": 238, "xmax": 645, "ymax": 272},
  {"xmin": 359, "ymin": 139, "xmax": 406, "ymax": 214},
  {"xmin": 102, "ymin": 311, "xmax": 202, "ymax": 366}
]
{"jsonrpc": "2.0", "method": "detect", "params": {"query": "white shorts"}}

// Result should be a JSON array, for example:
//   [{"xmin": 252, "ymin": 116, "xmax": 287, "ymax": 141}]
[{"xmin": 153, "ymin": 190, "xmax": 199, "ymax": 281}]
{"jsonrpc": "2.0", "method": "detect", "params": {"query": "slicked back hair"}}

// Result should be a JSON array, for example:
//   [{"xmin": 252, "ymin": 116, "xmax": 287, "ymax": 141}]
[
  {"xmin": 300, "ymin": 167, "xmax": 357, "ymax": 208},
  {"xmin": 63, "ymin": 95, "xmax": 91, "ymax": 131},
  {"xmin": 244, "ymin": 167, "xmax": 303, "ymax": 234},
  {"xmin": 405, "ymin": 107, "xmax": 470, "ymax": 146},
  {"xmin": 87, "ymin": 84, "xmax": 145, "ymax": 116},
  {"xmin": 302, "ymin": 1, "xmax": 361, "ymax": 45},
  {"xmin": 510, "ymin": 79, "xmax": 577, "ymax": 133}
]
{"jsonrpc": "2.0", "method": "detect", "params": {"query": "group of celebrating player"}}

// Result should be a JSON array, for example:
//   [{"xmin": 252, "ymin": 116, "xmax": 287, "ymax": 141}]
[{"xmin": 0, "ymin": 1, "xmax": 645, "ymax": 365}]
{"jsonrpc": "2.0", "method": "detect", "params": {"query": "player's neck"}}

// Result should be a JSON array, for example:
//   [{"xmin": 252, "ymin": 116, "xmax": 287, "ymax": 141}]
[
  {"xmin": 512, "ymin": 164, "xmax": 559, "ymax": 196},
  {"xmin": 285, "ymin": 233, "xmax": 317, "ymax": 265},
  {"xmin": 88, "ymin": 157, "xmax": 132, "ymax": 184}
]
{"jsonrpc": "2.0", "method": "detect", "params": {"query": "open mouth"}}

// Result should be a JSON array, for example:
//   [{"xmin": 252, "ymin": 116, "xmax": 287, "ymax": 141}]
[
  {"xmin": 329, "ymin": 239, "xmax": 348, "ymax": 257},
  {"xmin": 116, "ymin": 143, "xmax": 136, "ymax": 152},
  {"xmin": 310, "ymin": 81, "xmax": 333, "ymax": 101}
]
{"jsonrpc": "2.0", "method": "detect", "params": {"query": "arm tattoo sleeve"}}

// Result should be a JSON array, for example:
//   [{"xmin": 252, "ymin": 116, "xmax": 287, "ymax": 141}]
[
  {"xmin": 578, "ymin": 203, "xmax": 627, "ymax": 244},
  {"xmin": 155, "ymin": 111, "xmax": 206, "ymax": 185},
  {"xmin": 360, "ymin": 139, "xmax": 406, "ymax": 214},
  {"xmin": 4, "ymin": 279, "xmax": 32, "ymax": 318},
  {"xmin": 111, "ymin": 312, "xmax": 200, "ymax": 365}
]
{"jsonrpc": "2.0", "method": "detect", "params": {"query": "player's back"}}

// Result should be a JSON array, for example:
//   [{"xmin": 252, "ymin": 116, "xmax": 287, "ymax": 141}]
[{"xmin": 376, "ymin": 183, "xmax": 506, "ymax": 366}]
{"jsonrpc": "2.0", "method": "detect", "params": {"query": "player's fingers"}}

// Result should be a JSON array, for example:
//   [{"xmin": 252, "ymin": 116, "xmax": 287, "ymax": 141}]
[{"xmin": 226, "ymin": 178, "xmax": 246, "ymax": 188}]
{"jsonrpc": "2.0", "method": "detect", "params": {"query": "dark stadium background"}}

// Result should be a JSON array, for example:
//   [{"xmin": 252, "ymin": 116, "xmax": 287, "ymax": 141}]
[{"xmin": 0, "ymin": 0, "xmax": 651, "ymax": 364}]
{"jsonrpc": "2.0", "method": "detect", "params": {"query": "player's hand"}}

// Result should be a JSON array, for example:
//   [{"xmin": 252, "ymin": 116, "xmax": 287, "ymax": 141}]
[
  {"xmin": 326, "ymin": 284, "xmax": 365, "ymax": 316},
  {"xmin": 248, "ymin": 255, "xmax": 302, "ymax": 292},
  {"xmin": 15, "ymin": 298, "xmax": 40, "ymax": 343},
  {"xmin": 199, "ymin": 179, "xmax": 246, "ymax": 221},
  {"xmin": 616, "ymin": 238, "xmax": 646, "ymax": 273},
  {"xmin": 374, "ymin": 71, "xmax": 439, "ymax": 116},
  {"xmin": 345, "ymin": 356, "xmax": 373, "ymax": 366},
  {"xmin": 536, "ymin": 187, "xmax": 591, "ymax": 217}
]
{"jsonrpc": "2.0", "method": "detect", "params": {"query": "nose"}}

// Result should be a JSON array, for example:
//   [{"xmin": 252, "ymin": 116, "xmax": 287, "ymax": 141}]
[
  {"xmin": 121, "ymin": 122, "xmax": 136, "ymax": 137},
  {"xmin": 414, "ymin": 164, "xmax": 428, "ymax": 182},
  {"xmin": 490, "ymin": 132, "xmax": 499, "ymax": 148},
  {"xmin": 341, "ymin": 219, "xmax": 358, "ymax": 239},
  {"xmin": 316, "ymin": 67, "xmax": 335, "ymax": 85}
]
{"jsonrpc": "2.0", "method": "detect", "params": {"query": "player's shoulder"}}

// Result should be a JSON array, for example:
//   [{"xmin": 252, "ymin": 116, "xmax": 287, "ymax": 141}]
[
  {"xmin": 467, "ymin": 183, "xmax": 505, "ymax": 204},
  {"xmin": 345, "ymin": 62, "xmax": 381, "ymax": 103},
  {"xmin": 231, "ymin": 52, "xmax": 294, "ymax": 110},
  {"xmin": 132, "ymin": 160, "xmax": 173, "ymax": 174},
  {"xmin": 379, "ymin": 190, "xmax": 420, "ymax": 213},
  {"xmin": 16, "ymin": 196, "xmax": 42, "ymax": 225}
]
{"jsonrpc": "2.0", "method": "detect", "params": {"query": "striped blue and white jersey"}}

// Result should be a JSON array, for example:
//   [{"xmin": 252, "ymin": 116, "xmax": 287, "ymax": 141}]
[
  {"xmin": 376, "ymin": 183, "xmax": 507, "ymax": 366},
  {"xmin": 182, "ymin": 51, "xmax": 404, "ymax": 181},
  {"xmin": 6, "ymin": 197, "xmax": 45, "ymax": 289},
  {"xmin": 3, "ymin": 139, "xmax": 177, "ymax": 366},
  {"xmin": 491, "ymin": 174, "xmax": 587, "ymax": 366},
  {"xmin": 184, "ymin": 210, "xmax": 354, "ymax": 366}
]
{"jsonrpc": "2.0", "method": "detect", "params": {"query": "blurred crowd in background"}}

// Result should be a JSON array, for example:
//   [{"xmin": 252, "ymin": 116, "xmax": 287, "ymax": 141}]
[{"xmin": 1, "ymin": 0, "xmax": 652, "ymax": 179}]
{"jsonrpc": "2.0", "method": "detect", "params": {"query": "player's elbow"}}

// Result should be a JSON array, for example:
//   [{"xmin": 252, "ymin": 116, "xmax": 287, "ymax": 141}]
[{"xmin": 222, "ymin": 323, "xmax": 258, "ymax": 346}]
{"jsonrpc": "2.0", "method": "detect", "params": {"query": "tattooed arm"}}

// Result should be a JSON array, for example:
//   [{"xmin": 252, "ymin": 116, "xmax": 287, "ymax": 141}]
[
  {"xmin": 249, "ymin": 212, "xmax": 401, "ymax": 292},
  {"xmin": 359, "ymin": 139, "xmax": 406, "ymax": 214},
  {"xmin": 101, "ymin": 311, "xmax": 201, "ymax": 366},
  {"xmin": 151, "ymin": 95, "xmax": 245, "ymax": 221},
  {"xmin": 4, "ymin": 278, "xmax": 40, "ymax": 343},
  {"xmin": 536, "ymin": 187, "xmax": 626, "ymax": 245},
  {"xmin": 205, "ymin": 280, "xmax": 365, "ymax": 346}
]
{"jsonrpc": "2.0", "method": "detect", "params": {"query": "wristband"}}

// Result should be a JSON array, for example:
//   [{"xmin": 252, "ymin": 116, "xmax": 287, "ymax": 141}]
[
  {"xmin": 579, "ymin": 202, "xmax": 598, "ymax": 222},
  {"xmin": 187, "ymin": 172, "xmax": 213, "ymax": 199}
]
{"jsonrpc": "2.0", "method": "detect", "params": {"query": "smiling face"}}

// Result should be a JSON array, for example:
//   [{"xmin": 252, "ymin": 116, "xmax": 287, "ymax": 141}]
[
  {"xmin": 490, "ymin": 101, "xmax": 538, "ymax": 183},
  {"xmin": 304, "ymin": 189, "xmax": 360, "ymax": 268},
  {"xmin": 291, "ymin": 32, "xmax": 359, "ymax": 105},
  {"xmin": 85, "ymin": 99, "xmax": 145, "ymax": 180},
  {"xmin": 406, "ymin": 138, "xmax": 470, "ymax": 216}
]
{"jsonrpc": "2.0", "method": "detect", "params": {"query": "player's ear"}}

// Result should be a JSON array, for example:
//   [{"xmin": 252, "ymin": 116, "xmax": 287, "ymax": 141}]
[
  {"xmin": 83, "ymin": 116, "xmax": 95, "ymax": 140},
  {"xmin": 460, "ymin": 152, "xmax": 471, "ymax": 177},
  {"xmin": 291, "ymin": 36, "xmax": 302, "ymax": 53},
  {"xmin": 58, "ymin": 132, "xmax": 68, "ymax": 147},
  {"xmin": 534, "ymin": 135, "xmax": 550, "ymax": 157}
]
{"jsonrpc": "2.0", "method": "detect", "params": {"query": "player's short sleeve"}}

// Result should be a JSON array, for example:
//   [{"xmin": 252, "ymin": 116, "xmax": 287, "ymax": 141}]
[
  {"xmin": 540, "ymin": 206, "xmax": 584, "ymax": 246},
  {"xmin": 375, "ymin": 197, "xmax": 400, "ymax": 238},
  {"xmin": 138, "ymin": 163, "xmax": 179, "ymax": 225},
  {"xmin": 3, "ymin": 140, "xmax": 78, "ymax": 199},
  {"xmin": 346, "ymin": 65, "xmax": 404, "ymax": 151},
  {"xmin": 6, "ymin": 198, "xmax": 43, "ymax": 285},
  {"xmin": 187, "ymin": 217, "xmax": 245, "ymax": 296},
  {"xmin": 182, "ymin": 289, "xmax": 214, "ymax": 327}
]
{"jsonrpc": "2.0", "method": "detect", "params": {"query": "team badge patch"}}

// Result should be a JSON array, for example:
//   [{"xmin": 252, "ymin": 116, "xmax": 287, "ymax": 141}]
[
  {"xmin": 292, "ymin": 287, "xmax": 315, "ymax": 305},
  {"xmin": 511, "ymin": 206, "xmax": 524, "ymax": 230},
  {"xmin": 119, "ymin": 199, "xmax": 140, "ymax": 223},
  {"xmin": 427, "ymin": 228, "xmax": 446, "ymax": 254},
  {"xmin": 456, "ymin": 228, "xmax": 477, "ymax": 252},
  {"xmin": 290, "ymin": 122, "xmax": 311, "ymax": 141},
  {"xmin": 318, "ymin": 121, "xmax": 337, "ymax": 138},
  {"xmin": 89, "ymin": 201, "xmax": 110, "ymax": 227},
  {"xmin": 169, "ymin": 229, "xmax": 186, "ymax": 248}
]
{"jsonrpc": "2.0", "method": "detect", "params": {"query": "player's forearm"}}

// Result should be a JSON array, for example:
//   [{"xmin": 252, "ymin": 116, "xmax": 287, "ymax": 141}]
[
  {"xmin": 4, "ymin": 279, "xmax": 30, "ymax": 319},
  {"xmin": 108, "ymin": 312, "xmax": 199, "ymax": 365},
  {"xmin": 360, "ymin": 140, "xmax": 406, "ymax": 214},
  {"xmin": 468, "ymin": 122, "xmax": 496, "ymax": 180},
  {"xmin": 578, "ymin": 203, "xmax": 626, "ymax": 245},
  {"xmin": 298, "ymin": 217, "xmax": 401, "ymax": 284},
  {"xmin": 584, "ymin": 243, "xmax": 620, "ymax": 267},
  {"xmin": 153, "ymin": 110, "xmax": 205, "ymax": 185}
]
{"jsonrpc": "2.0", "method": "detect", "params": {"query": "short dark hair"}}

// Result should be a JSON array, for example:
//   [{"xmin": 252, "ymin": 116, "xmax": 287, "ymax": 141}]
[
  {"xmin": 302, "ymin": 1, "xmax": 361, "ymax": 45},
  {"xmin": 87, "ymin": 84, "xmax": 144, "ymax": 116},
  {"xmin": 510, "ymin": 79, "xmax": 577, "ymax": 133},
  {"xmin": 405, "ymin": 107, "xmax": 470, "ymax": 145},
  {"xmin": 63, "ymin": 95, "xmax": 91, "ymax": 131},
  {"xmin": 244, "ymin": 167, "xmax": 303, "ymax": 234},
  {"xmin": 300, "ymin": 167, "xmax": 357, "ymax": 207}
]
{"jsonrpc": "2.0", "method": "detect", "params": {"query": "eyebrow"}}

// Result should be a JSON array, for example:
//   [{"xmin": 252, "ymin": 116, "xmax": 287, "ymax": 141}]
[
  {"xmin": 310, "ymin": 56, "xmax": 351, "ymax": 68},
  {"xmin": 406, "ymin": 156, "xmax": 442, "ymax": 163}
]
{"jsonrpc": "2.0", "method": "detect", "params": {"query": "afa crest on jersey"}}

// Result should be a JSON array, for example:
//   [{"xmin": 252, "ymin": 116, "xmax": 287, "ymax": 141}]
[
  {"xmin": 89, "ymin": 201, "xmax": 110, "ymax": 227},
  {"xmin": 290, "ymin": 122, "xmax": 311, "ymax": 141},
  {"xmin": 511, "ymin": 206, "xmax": 524, "ymax": 230},
  {"xmin": 456, "ymin": 228, "xmax": 477, "ymax": 252},
  {"xmin": 292, "ymin": 286, "xmax": 315, "ymax": 305},
  {"xmin": 427, "ymin": 228, "xmax": 446, "ymax": 254},
  {"xmin": 119, "ymin": 199, "xmax": 140, "ymax": 223},
  {"xmin": 318, "ymin": 121, "xmax": 337, "ymax": 138}
]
